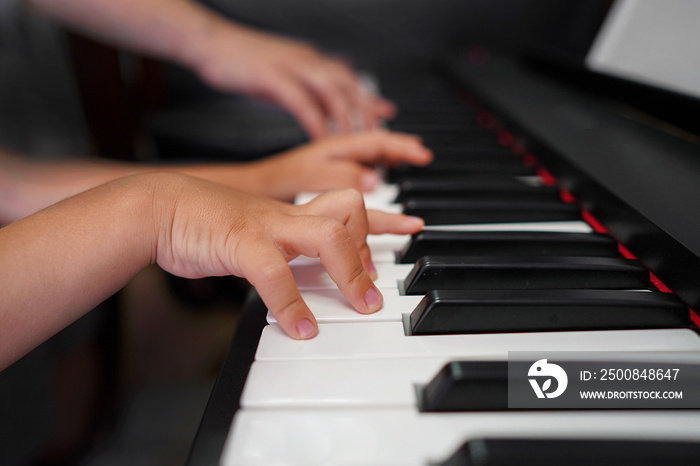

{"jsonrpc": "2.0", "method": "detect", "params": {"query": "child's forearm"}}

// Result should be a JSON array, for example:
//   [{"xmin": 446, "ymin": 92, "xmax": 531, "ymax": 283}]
[
  {"xmin": 0, "ymin": 174, "xmax": 156, "ymax": 370},
  {"xmin": 0, "ymin": 149, "xmax": 135, "ymax": 223}
]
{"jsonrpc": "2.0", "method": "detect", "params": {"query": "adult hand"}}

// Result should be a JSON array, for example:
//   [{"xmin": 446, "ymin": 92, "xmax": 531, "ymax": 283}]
[
  {"xmin": 28, "ymin": 0, "xmax": 395, "ymax": 138},
  {"xmin": 185, "ymin": 21, "xmax": 397, "ymax": 139}
]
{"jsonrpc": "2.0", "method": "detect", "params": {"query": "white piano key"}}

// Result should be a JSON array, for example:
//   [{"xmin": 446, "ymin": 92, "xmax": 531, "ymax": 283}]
[
  {"xmin": 366, "ymin": 233, "xmax": 410, "ymax": 262},
  {"xmin": 267, "ymin": 288, "xmax": 422, "ymax": 324},
  {"xmin": 362, "ymin": 183, "xmax": 401, "ymax": 210},
  {"xmin": 294, "ymin": 191, "xmax": 320, "ymax": 205},
  {"xmin": 221, "ymin": 409, "xmax": 700, "ymax": 466},
  {"xmin": 242, "ymin": 352, "xmax": 700, "ymax": 410},
  {"xmin": 287, "ymin": 255, "xmax": 321, "ymax": 267},
  {"xmin": 240, "ymin": 357, "xmax": 446, "ymax": 409},
  {"xmin": 255, "ymin": 322, "xmax": 700, "ymax": 361},
  {"xmin": 516, "ymin": 175, "xmax": 545, "ymax": 186},
  {"xmin": 423, "ymin": 220, "xmax": 592, "ymax": 233},
  {"xmin": 286, "ymin": 233, "xmax": 409, "ymax": 267},
  {"xmin": 295, "ymin": 183, "xmax": 400, "ymax": 210},
  {"xmin": 292, "ymin": 260, "xmax": 411, "ymax": 290}
]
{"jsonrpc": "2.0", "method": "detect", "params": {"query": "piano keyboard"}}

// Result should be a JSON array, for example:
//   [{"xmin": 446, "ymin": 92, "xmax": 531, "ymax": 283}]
[{"xmin": 217, "ymin": 72, "xmax": 700, "ymax": 465}]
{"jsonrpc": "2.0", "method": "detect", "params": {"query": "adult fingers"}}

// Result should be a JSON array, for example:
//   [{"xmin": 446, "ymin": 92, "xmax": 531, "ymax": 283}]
[
  {"xmin": 293, "ymin": 56, "xmax": 387, "ymax": 134},
  {"xmin": 265, "ymin": 72, "xmax": 328, "ymax": 139},
  {"xmin": 299, "ymin": 63, "xmax": 356, "ymax": 134},
  {"xmin": 355, "ymin": 69, "xmax": 397, "ymax": 127},
  {"xmin": 371, "ymin": 95, "xmax": 398, "ymax": 121},
  {"xmin": 357, "ymin": 83, "xmax": 397, "ymax": 125}
]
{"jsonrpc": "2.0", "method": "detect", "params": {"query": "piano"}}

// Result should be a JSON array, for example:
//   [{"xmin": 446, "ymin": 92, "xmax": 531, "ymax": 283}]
[{"xmin": 186, "ymin": 2, "xmax": 700, "ymax": 464}]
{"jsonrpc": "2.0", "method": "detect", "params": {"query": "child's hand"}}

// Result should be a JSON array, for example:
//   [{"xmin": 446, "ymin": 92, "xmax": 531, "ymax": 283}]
[
  {"xmin": 153, "ymin": 176, "xmax": 423, "ymax": 339},
  {"xmin": 243, "ymin": 130, "xmax": 433, "ymax": 200}
]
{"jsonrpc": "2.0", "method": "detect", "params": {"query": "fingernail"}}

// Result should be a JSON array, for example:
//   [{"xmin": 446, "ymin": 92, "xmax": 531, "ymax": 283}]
[
  {"xmin": 360, "ymin": 172, "xmax": 380, "ymax": 191},
  {"xmin": 365, "ymin": 286, "xmax": 383, "ymax": 312},
  {"xmin": 296, "ymin": 319, "xmax": 318, "ymax": 339}
]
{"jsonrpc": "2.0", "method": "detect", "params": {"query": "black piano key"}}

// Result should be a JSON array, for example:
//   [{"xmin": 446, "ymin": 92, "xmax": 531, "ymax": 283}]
[
  {"xmin": 401, "ymin": 192, "xmax": 563, "ymax": 208},
  {"xmin": 389, "ymin": 116, "xmax": 477, "ymax": 130},
  {"xmin": 397, "ymin": 231, "xmax": 620, "ymax": 263},
  {"xmin": 385, "ymin": 99, "xmax": 474, "ymax": 115},
  {"xmin": 393, "ymin": 151, "xmax": 521, "ymax": 170},
  {"xmin": 418, "ymin": 361, "xmax": 508, "ymax": 411},
  {"xmin": 398, "ymin": 124, "xmax": 487, "ymax": 134},
  {"xmin": 390, "ymin": 160, "xmax": 533, "ymax": 183},
  {"xmin": 392, "ymin": 173, "xmax": 540, "ymax": 192},
  {"xmin": 396, "ymin": 173, "xmax": 530, "ymax": 184},
  {"xmin": 387, "ymin": 121, "xmax": 481, "ymax": 133},
  {"xmin": 434, "ymin": 438, "xmax": 700, "ymax": 466},
  {"xmin": 395, "ymin": 155, "xmax": 523, "ymax": 171},
  {"xmin": 409, "ymin": 289, "xmax": 690, "ymax": 335},
  {"xmin": 392, "ymin": 172, "xmax": 536, "ymax": 184},
  {"xmin": 401, "ymin": 256, "xmax": 652, "ymax": 295},
  {"xmin": 428, "ymin": 147, "xmax": 515, "ymax": 161},
  {"xmin": 403, "ymin": 199, "xmax": 580, "ymax": 225},
  {"xmin": 420, "ymin": 132, "xmax": 502, "ymax": 149},
  {"xmin": 395, "ymin": 179, "xmax": 558, "ymax": 203},
  {"xmin": 392, "ymin": 166, "xmax": 536, "ymax": 183},
  {"xmin": 397, "ymin": 180, "xmax": 557, "ymax": 203}
]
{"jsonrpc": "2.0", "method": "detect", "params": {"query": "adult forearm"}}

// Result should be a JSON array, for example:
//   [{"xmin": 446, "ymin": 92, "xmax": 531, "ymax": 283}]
[
  {"xmin": 0, "ymin": 175, "xmax": 156, "ymax": 370},
  {"xmin": 26, "ymin": 0, "xmax": 221, "ymax": 68}
]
